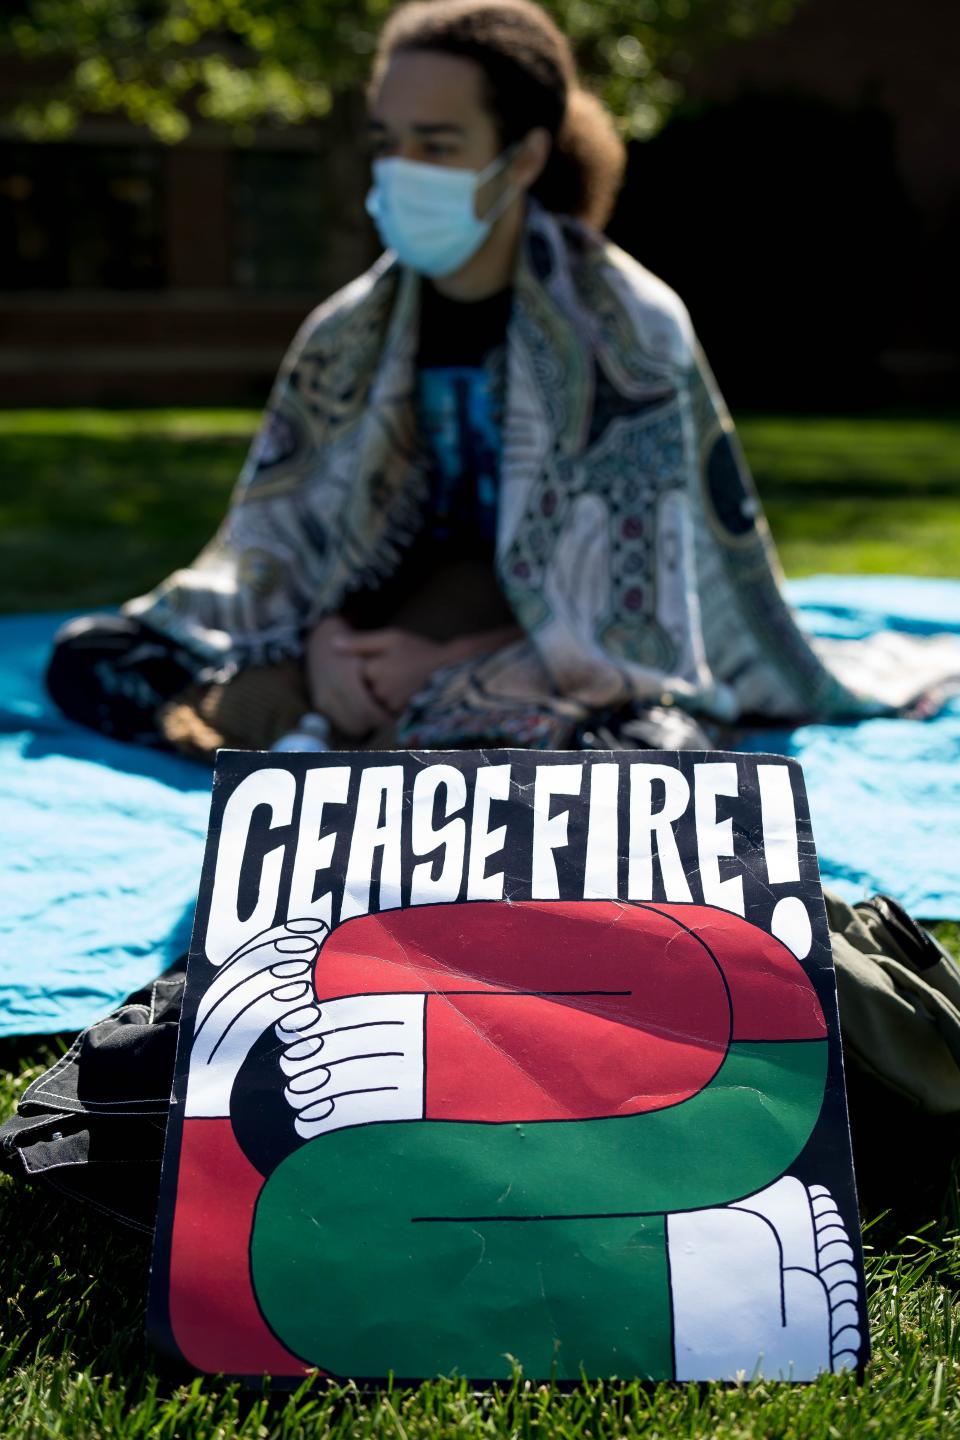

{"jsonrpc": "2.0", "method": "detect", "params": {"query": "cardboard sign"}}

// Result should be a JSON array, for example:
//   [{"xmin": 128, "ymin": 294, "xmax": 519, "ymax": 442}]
[{"xmin": 149, "ymin": 749, "xmax": 868, "ymax": 1385}]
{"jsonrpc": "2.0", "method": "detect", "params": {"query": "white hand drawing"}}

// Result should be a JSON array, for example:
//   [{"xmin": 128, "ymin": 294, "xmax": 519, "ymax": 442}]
[
  {"xmin": 185, "ymin": 917, "xmax": 328, "ymax": 1118},
  {"xmin": 185, "ymin": 918, "xmax": 425, "ymax": 1140},
  {"xmin": 668, "ymin": 1176, "xmax": 862, "ymax": 1381},
  {"xmin": 277, "ymin": 990, "xmax": 425, "ymax": 1140}
]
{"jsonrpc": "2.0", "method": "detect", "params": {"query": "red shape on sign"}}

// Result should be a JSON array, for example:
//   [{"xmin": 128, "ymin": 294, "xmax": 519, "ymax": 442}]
[
  {"xmin": 168, "ymin": 1119, "xmax": 312, "ymax": 1377},
  {"xmin": 649, "ymin": 904, "xmax": 828, "ymax": 1043},
  {"xmin": 316, "ymin": 901, "xmax": 825, "ymax": 1121}
]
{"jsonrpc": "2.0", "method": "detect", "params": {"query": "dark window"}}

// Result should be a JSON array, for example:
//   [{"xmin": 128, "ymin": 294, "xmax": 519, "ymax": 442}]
[
  {"xmin": 232, "ymin": 149, "xmax": 329, "ymax": 292},
  {"xmin": 0, "ymin": 143, "xmax": 165, "ymax": 290}
]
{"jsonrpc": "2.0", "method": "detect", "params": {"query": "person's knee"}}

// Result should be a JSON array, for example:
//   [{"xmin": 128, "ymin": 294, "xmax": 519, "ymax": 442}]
[{"xmin": 45, "ymin": 613, "xmax": 146, "ymax": 727}]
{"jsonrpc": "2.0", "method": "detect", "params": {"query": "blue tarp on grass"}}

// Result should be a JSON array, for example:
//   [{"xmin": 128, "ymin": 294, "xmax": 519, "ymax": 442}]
[
  {"xmin": 741, "ymin": 576, "xmax": 960, "ymax": 922},
  {"xmin": 0, "ymin": 613, "xmax": 211, "ymax": 1037},
  {"xmin": 1, "ymin": 581, "xmax": 958, "ymax": 1038}
]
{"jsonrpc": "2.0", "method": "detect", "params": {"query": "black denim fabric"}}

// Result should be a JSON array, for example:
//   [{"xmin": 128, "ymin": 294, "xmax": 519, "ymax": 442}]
[{"xmin": 0, "ymin": 960, "xmax": 186, "ymax": 1233}]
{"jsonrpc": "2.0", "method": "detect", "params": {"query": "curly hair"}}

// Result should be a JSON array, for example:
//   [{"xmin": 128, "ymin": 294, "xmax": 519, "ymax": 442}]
[{"xmin": 368, "ymin": 0, "xmax": 627, "ymax": 231}]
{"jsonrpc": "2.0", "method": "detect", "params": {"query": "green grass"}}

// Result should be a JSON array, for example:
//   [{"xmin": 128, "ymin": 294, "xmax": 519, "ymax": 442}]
[
  {"xmin": 744, "ymin": 414, "xmax": 960, "ymax": 578},
  {"xmin": 2, "ymin": 1071, "xmax": 960, "ymax": 1439},
  {"xmin": 0, "ymin": 408, "xmax": 958, "ymax": 612},
  {"xmin": 0, "ymin": 409, "xmax": 258, "ymax": 614},
  {"xmin": 2, "ymin": 408, "xmax": 960, "ymax": 1435}
]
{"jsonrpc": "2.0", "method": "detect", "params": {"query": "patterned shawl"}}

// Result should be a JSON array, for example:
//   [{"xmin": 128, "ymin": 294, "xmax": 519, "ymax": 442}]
[{"xmin": 125, "ymin": 197, "xmax": 959, "ymax": 747}]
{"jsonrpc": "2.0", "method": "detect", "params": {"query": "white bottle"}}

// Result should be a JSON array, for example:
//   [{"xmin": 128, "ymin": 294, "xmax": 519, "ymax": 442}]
[{"xmin": 270, "ymin": 712, "xmax": 333, "ymax": 753}]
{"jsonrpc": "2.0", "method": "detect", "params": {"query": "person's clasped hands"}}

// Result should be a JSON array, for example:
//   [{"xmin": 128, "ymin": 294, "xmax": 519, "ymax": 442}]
[
  {"xmin": 306, "ymin": 615, "xmax": 518, "ymax": 738},
  {"xmin": 306, "ymin": 616, "xmax": 455, "ymax": 735}
]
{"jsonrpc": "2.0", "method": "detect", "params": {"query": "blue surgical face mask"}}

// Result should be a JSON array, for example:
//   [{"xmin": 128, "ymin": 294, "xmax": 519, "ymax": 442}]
[{"xmin": 364, "ymin": 146, "xmax": 520, "ymax": 278}]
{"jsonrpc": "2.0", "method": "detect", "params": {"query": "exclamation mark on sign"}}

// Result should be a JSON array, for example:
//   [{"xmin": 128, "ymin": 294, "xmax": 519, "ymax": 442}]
[{"xmin": 757, "ymin": 763, "xmax": 813, "ymax": 959}]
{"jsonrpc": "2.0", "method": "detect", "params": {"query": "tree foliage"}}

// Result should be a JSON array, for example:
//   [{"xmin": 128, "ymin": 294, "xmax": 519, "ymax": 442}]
[{"xmin": 1, "ymin": 0, "xmax": 803, "ymax": 143}]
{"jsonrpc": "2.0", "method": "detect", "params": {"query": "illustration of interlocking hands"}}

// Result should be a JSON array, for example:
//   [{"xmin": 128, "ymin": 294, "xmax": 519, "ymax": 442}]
[
  {"xmin": 185, "ymin": 918, "xmax": 860, "ymax": 1380},
  {"xmin": 185, "ymin": 917, "xmax": 424, "ymax": 1137},
  {"xmin": 669, "ymin": 1175, "xmax": 861, "ymax": 1379}
]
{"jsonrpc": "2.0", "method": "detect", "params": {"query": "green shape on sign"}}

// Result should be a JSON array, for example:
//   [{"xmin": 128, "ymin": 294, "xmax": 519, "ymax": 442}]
[{"xmin": 250, "ymin": 1039, "xmax": 827, "ymax": 1380}]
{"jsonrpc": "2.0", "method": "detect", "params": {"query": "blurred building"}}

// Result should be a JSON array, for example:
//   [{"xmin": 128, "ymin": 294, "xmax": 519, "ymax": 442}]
[
  {"xmin": 607, "ymin": 0, "xmax": 959, "ymax": 409},
  {"xmin": 0, "ymin": 90, "xmax": 378, "ymax": 406},
  {"xmin": 2, "ymin": 0, "xmax": 957, "ymax": 409}
]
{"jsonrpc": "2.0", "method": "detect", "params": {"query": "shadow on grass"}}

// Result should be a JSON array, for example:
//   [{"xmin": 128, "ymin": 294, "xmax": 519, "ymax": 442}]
[{"xmin": 0, "ymin": 1174, "xmax": 151, "ymax": 1379}]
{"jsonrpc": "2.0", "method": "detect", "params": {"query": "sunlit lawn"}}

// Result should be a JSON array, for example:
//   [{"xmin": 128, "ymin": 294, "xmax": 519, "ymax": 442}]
[
  {"xmin": 742, "ymin": 413, "xmax": 960, "ymax": 578},
  {"xmin": 1, "ymin": 408, "xmax": 959, "ymax": 1437},
  {"xmin": 0, "ymin": 408, "xmax": 958, "ymax": 612}
]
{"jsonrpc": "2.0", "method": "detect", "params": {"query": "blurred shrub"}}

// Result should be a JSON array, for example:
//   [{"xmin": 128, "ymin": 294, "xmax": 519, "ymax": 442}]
[{"xmin": 1, "ymin": 0, "xmax": 803, "ymax": 143}]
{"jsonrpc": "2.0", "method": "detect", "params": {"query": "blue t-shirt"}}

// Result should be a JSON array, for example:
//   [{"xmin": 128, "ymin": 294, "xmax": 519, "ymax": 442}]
[
  {"xmin": 339, "ymin": 280, "xmax": 514, "ymax": 633},
  {"xmin": 414, "ymin": 279, "xmax": 512, "ymax": 553}
]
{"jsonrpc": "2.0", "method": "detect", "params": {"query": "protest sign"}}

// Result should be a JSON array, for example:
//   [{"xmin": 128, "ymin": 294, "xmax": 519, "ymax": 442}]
[{"xmin": 149, "ymin": 749, "xmax": 867, "ymax": 1384}]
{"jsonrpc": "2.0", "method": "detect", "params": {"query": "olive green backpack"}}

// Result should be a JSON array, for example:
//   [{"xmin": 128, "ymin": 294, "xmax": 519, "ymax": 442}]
[{"xmin": 826, "ymin": 890, "xmax": 960, "ymax": 1220}]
